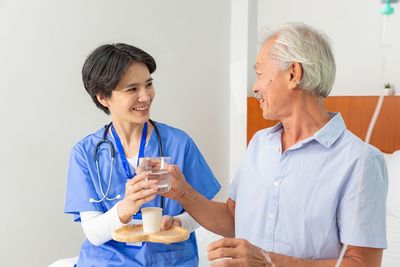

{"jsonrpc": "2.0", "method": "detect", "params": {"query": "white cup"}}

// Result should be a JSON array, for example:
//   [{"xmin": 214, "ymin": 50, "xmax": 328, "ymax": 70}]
[{"xmin": 141, "ymin": 207, "xmax": 163, "ymax": 233}]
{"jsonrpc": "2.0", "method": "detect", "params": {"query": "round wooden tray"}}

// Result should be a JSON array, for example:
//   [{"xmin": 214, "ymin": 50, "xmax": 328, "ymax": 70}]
[{"xmin": 112, "ymin": 224, "xmax": 190, "ymax": 244}]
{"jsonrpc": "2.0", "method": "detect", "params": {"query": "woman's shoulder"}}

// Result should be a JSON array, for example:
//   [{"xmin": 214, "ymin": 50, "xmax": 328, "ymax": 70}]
[
  {"xmin": 152, "ymin": 121, "xmax": 192, "ymax": 142},
  {"xmin": 71, "ymin": 126, "xmax": 105, "ymax": 153}
]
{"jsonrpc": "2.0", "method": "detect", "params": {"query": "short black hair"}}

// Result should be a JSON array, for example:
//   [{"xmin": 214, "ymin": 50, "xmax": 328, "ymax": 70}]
[{"xmin": 82, "ymin": 43, "xmax": 156, "ymax": 114}]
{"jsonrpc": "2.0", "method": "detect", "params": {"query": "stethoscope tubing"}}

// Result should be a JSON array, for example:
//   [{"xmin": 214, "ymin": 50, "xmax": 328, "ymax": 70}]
[{"xmin": 90, "ymin": 120, "xmax": 164, "ymax": 208}]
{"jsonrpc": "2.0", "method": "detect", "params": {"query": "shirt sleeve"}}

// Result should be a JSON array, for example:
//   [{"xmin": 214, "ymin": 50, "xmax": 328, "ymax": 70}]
[
  {"xmin": 338, "ymin": 151, "xmax": 388, "ymax": 248},
  {"xmin": 80, "ymin": 202, "xmax": 132, "ymax": 246},
  {"xmin": 174, "ymin": 212, "xmax": 200, "ymax": 233},
  {"xmin": 228, "ymin": 132, "xmax": 259, "ymax": 202},
  {"xmin": 228, "ymin": 170, "xmax": 240, "ymax": 201},
  {"xmin": 65, "ymin": 146, "xmax": 105, "ymax": 221},
  {"xmin": 182, "ymin": 138, "xmax": 221, "ymax": 200}
]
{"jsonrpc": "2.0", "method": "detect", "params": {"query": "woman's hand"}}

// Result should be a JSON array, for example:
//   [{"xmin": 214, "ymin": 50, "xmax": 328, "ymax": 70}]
[
  {"xmin": 117, "ymin": 171, "xmax": 159, "ymax": 223},
  {"xmin": 160, "ymin": 215, "xmax": 181, "ymax": 231},
  {"xmin": 159, "ymin": 165, "xmax": 191, "ymax": 201}
]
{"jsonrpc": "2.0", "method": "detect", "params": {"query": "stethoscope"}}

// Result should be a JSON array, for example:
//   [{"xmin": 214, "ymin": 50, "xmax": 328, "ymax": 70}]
[{"xmin": 89, "ymin": 119, "xmax": 165, "ymax": 209}]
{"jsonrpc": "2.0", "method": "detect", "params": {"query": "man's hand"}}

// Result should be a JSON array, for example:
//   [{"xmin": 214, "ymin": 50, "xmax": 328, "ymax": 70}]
[
  {"xmin": 207, "ymin": 238, "xmax": 266, "ymax": 266},
  {"xmin": 159, "ymin": 165, "xmax": 191, "ymax": 201}
]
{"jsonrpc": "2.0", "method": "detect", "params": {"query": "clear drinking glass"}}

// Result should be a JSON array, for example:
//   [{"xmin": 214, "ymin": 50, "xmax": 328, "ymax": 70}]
[{"xmin": 138, "ymin": 157, "xmax": 171, "ymax": 193}]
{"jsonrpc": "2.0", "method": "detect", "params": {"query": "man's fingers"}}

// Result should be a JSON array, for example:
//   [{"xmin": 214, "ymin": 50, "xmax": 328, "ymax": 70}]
[
  {"xmin": 208, "ymin": 238, "xmax": 239, "ymax": 252},
  {"xmin": 210, "ymin": 258, "xmax": 238, "ymax": 267},
  {"xmin": 167, "ymin": 165, "xmax": 179, "ymax": 176},
  {"xmin": 208, "ymin": 247, "xmax": 240, "ymax": 262}
]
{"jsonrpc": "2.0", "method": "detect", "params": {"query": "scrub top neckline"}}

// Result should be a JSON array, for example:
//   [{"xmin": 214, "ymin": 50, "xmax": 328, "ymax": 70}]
[
  {"xmin": 107, "ymin": 122, "xmax": 157, "ymax": 153},
  {"xmin": 110, "ymin": 122, "xmax": 158, "ymax": 179}
]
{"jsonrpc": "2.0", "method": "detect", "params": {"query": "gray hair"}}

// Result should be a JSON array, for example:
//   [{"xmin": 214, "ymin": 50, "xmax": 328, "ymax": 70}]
[{"xmin": 260, "ymin": 22, "xmax": 336, "ymax": 98}]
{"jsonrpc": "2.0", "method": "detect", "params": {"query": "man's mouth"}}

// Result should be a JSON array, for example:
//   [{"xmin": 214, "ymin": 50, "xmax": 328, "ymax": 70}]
[{"xmin": 255, "ymin": 92, "xmax": 264, "ymax": 103}]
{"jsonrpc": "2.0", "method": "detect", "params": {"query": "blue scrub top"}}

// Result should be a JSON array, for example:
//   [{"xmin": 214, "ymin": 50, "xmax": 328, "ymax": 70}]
[{"xmin": 65, "ymin": 122, "xmax": 221, "ymax": 266}]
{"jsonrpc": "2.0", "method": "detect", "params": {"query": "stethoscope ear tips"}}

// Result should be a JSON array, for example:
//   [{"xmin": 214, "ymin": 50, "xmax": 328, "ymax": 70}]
[
  {"xmin": 89, "ymin": 198, "xmax": 95, "ymax": 203},
  {"xmin": 116, "ymin": 194, "xmax": 121, "ymax": 199}
]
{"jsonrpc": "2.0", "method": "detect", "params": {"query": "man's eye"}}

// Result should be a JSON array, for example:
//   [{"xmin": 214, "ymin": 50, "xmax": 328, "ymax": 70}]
[
  {"xmin": 146, "ymin": 83, "xmax": 153, "ymax": 88},
  {"xmin": 127, "ymin": 87, "xmax": 137, "ymax": 92}
]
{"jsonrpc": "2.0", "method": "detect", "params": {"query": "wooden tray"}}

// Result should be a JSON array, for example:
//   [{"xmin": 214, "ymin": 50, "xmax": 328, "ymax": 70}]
[{"xmin": 112, "ymin": 224, "xmax": 189, "ymax": 244}]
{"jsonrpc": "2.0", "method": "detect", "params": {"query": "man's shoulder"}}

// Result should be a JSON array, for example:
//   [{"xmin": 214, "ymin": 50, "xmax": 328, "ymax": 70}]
[{"xmin": 339, "ymin": 129, "xmax": 383, "ymax": 160}]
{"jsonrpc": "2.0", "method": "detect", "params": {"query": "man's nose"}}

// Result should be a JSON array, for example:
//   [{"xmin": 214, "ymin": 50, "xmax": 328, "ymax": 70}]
[{"xmin": 252, "ymin": 83, "xmax": 259, "ymax": 96}]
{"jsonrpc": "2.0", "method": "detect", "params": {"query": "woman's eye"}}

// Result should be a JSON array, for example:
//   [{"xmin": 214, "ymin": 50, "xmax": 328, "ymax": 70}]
[
  {"xmin": 127, "ymin": 87, "xmax": 137, "ymax": 92},
  {"xmin": 146, "ymin": 83, "xmax": 153, "ymax": 88}
]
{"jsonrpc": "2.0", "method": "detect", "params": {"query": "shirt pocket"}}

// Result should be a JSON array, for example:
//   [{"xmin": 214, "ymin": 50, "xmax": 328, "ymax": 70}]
[
  {"xmin": 148, "ymin": 248, "xmax": 198, "ymax": 267},
  {"xmin": 78, "ymin": 245, "xmax": 115, "ymax": 267},
  {"xmin": 135, "ymin": 242, "xmax": 198, "ymax": 267}
]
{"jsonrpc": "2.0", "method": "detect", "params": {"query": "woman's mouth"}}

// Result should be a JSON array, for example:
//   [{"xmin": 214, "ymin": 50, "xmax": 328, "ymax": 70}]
[{"xmin": 133, "ymin": 105, "xmax": 149, "ymax": 111}]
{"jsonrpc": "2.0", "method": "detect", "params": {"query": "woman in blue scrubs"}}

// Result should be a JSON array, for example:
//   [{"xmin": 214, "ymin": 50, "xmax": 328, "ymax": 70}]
[{"xmin": 64, "ymin": 43, "xmax": 221, "ymax": 266}]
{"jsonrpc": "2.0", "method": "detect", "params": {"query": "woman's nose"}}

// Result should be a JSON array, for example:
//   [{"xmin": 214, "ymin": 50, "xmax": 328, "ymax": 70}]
[{"xmin": 138, "ymin": 88, "xmax": 151, "ymax": 102}]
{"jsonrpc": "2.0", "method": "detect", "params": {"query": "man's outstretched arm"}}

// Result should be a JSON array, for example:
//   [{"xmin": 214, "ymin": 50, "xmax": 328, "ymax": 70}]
[{"xmin": 161, "ymin": 165, "xmax": 235, "ymax": 237}]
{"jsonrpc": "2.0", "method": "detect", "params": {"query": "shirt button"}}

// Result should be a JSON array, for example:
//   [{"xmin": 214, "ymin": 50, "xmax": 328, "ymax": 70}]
[
  {"xmin": 273, "ymin": 181, "xmax": 279, "ymax": 187},
  {"xmin": 267, "ymin": 213, "xmax": 274, "ymax": 219}
]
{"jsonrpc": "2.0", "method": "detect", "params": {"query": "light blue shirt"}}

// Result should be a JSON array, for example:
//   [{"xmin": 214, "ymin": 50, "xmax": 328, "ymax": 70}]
[{"xmin": 229, "ymin": 113, "xmax": 387, "ymax": 259}]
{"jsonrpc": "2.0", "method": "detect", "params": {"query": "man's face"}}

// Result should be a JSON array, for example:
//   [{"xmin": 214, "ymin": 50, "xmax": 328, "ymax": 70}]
[{"xmin": 252, "ymin": 39, "xmax": 294, "ymax": 121}]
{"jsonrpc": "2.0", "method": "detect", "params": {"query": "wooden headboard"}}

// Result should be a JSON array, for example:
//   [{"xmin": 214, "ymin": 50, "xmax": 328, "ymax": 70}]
[{"xmin": 247, "ymin": 96, "xmax": 400, "ymax": 153}]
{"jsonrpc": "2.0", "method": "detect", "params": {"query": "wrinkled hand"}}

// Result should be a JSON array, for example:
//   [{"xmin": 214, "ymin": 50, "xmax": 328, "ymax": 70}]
[
  {"xmin": 117, "ymin": 171, "xmax": 159, "ymax": 223},
  {"xmin": 159, "ymin": 165, "xmax": 190, "ymax": 201},
  {"xmin": 160, "ymin": 215, "xmax": 182, "ymax": 231},
  {"xmin": 207, "ymin": 238, "xmax": 265, "ymax": 266}
]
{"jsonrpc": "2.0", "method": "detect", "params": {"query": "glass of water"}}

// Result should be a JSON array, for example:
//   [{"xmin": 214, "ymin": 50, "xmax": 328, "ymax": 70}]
[{"xmin": 138, "ymin": 157, "xmax": 171, "ymax": 193}]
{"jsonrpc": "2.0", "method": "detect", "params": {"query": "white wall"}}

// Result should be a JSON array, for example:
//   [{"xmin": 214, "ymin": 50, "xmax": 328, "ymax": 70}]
[
  {"xmin": 0, "ymin": 1, "xmax": 230, "ymax": 266},
  {"xmin": 257, "ymin": 0, "xmax": 400, "ymax": 96}
]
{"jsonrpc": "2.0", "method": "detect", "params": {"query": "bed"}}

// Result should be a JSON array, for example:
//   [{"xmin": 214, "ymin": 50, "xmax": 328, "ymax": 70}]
[{"xmin": 247, "ymin": 95, "xmax": 400, "ymax": 266}]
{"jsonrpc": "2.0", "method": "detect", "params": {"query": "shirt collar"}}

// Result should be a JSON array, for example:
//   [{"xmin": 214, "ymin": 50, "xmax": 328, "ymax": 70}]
[
  {"xmin": 266, "ymin": 112, "xmax": 346, "ymax": 149},
  {"xmin": 312, "ymin": 112, "xmax": 346, "ymax": 148},
  {"xmin": 269, "ymin": 121, "xmax": 284, "ymax": 133}
]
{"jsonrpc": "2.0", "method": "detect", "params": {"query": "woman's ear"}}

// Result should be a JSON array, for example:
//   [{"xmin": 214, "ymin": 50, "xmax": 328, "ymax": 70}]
[
  {"xmin": 288, "ymin": 62, "xmax": 302, "ymax": 90},
  {"xmin": 96, "ymin": 94, "xmax": 109, "ymax": 108}
]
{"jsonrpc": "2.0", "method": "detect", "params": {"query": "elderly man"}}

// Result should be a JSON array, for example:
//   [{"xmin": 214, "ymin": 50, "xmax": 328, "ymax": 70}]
[{"xmin": 163, "ymin": 22, "xmax": 387, "ymax": 266}]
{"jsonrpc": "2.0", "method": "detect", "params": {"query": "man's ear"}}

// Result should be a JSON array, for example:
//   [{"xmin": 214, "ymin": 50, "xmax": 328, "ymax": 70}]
[
  {"xmin": 288, "ymin": 62, "xmax": 302, "ymax": 90},
  {"xmin": 96, "ymin": 94, "xmax": 109, "ymax": 108}
]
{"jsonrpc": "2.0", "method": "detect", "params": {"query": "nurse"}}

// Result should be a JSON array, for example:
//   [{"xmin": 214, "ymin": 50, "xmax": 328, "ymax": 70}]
[{"xmin": 64, "ymin": 43, "xmax": 221, "ymax": 266}]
